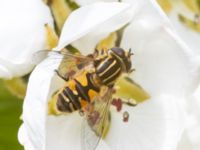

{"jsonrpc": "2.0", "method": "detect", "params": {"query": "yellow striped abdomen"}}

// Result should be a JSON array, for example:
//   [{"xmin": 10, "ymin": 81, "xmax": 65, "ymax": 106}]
[{"xmin": 49, "ymin": 70, "xmax": 100, "ymax": 115}]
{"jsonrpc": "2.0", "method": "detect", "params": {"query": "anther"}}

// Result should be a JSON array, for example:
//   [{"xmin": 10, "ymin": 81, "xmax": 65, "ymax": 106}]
[{"xmin": 123, "ymin": 111, "xmax": 129, "ymax": 122}]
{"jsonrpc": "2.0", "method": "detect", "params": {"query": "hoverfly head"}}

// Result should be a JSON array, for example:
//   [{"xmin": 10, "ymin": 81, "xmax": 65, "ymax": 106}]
[{"xmin": 110, "ymin": 47, "xmax": 133, "ymax": 73}]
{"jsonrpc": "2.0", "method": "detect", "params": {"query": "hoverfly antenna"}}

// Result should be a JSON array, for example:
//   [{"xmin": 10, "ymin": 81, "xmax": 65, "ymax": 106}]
[
  {"xmin": 128, "ymin": 48, "xmax": 134, "ymax": 57},
  {"xmin": 94, "ymin": 48, "xmax": 98, "ymax": 53},
  {"xmin": 94, "ymin": 48, "xmax": 99, "ymax": 56}
]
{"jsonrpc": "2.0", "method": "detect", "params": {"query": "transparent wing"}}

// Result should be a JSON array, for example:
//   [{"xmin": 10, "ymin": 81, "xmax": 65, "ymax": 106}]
[
  {"xmin": 32, "ymin": 49, "xmax": 94, "ymax": 80},
  {"xmin": 81, "ymin": 87, "xmax": 113, "ymax": 150}
]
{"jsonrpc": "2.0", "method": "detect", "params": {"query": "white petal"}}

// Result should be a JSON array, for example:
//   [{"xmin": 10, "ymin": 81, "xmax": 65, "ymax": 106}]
[
  {"xmin": 46, "ymin": 113, "xmax": 110, "ymax": 150},
  {"xmin": 157, "ymin": 1, "xmax": 200, "ymax": 149},
  {"xmin": 119, "ymin": 0, "xmax": 195, "ymax": 149},
  {"xmin": 19, "ymin": 58, "xmax": 110, "ymax": 150},
  {"xmin": 75, "ymin": 0, "xmax": 117, "ymax": 6},
  {"xmin": 106, "ymin": 95, "xmax": 185, "ymax": 150},
  {"xmin": 57, "ymin": 2, "xmax": 137, "ymax": 54},
  {"xmin": 18, "ymin": 124, "xmax": 35, "ymax": 150},
  {"xmin": 0, "ymin": 0, "xmax": 53, "ymax": 79},
  {"xmin": 177, "ymin": 85, "xmax": 200, "ymax": 150},
  {"xmin": 167, "ymin": 1, "xmax": 200, "ymax": 56},
  {"xmin": 121, "ymin": 0, "xmax": 193, "ymax": 98},
  {"xmin": 19, "ymin": 57, "xmax": 61, "ymax": 150},
  {"xmin": 162, "ymin": 2, "xmax": 200, "ymax": 149},
  {"xmin": 176, "ymin": 131, "xmax": 194, "ymax": 150}
]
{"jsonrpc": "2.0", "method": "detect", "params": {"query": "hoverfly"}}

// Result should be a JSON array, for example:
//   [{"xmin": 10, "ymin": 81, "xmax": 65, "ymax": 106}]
[{"xmin": 34, "ymin": 47, "xmax": 136, "ymax": 150}]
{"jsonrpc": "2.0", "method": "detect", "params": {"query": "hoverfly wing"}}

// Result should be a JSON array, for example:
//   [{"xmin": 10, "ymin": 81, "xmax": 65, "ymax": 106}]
[
  {"xmin": 31, "ymin": 49, "xmax": 52, "ymax": 65},
  {"xmin": 32, "ymin": 49, "xmax": 94, "ymax": 80},
  {"xmin": 81, "ymin": 87, "xmax": 113, "ymax": 150},
  {"xmin": 81, "ymin": 118, "xmax": 100, "ymax": 150},
  {"xmin": 32, "ymin": 49, "xmax": 93, "ymax": 65}
]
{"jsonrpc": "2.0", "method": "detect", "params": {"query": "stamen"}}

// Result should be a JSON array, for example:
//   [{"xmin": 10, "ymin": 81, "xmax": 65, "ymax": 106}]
[
  {"xmin": 123, "ymin": 111, "xmax": 129, "ymax": 122},
  {"xmin": 123, "ymin": 98, "xmax": 137, "ymax": 107},
  {"xmin": 111, "ymin": 98, "xmax": 123, "ymax": 112}
]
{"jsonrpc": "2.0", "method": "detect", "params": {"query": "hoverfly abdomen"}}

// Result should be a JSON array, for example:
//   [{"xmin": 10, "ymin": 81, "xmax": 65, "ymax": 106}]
[
  {"xmin": 75, "ymin": 79, "xmax": 91, "ymax": 103},
  {"xmin": 57, "ymin": 87, "xmax": 81, "ymax": 112},
  {"xmin": 56, "ymin": 71, "xmax": 100, "ymax": 113},
  {"xmin": 57, "ymin": 93, "xmax": 73, "ymax": 112}
]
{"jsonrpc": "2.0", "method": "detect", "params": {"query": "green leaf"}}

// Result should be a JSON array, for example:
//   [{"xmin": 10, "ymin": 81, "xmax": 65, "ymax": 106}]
[
  {"xmin": 4, "ymin": 78, "xmax": 27, "ymax": 99},
  {"xmin": 0, "ymin": 80, "xmax": 23, "ymax": 150},
  {"xmin": 197, "ymin": 0, "xmax": 200, "ymax": 10},
  {"xmin": 65, "ymin": 0, "xmax": 79, "ymax": 10}
]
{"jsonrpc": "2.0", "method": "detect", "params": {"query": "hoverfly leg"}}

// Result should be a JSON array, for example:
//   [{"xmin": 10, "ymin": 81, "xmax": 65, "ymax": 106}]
[
  {"xmin": 108, "ymin": 84, "xmax": 114, "ymax": 89},
  {"xmin": 79, "ymin": 109, "xmax": 85, "ymax": 116},
  {"xmin": 122, "ymin": 98, "xmax": 137, "ymax": 107},
  {"xmin": 129, "ymin": 68, "xmax": 136, "ymax": 73},
  {"xmin": 86, "ymin": 54, "xmax": 94, "ymax": 59},
  {"xmin": 54, "ymin": 69, "xmax": 69, "ymax": 81}
]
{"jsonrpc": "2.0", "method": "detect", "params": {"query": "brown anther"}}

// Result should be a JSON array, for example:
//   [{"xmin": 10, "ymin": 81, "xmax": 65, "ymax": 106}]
[
  {"xmin": 123, "ymin": 111, "xmax": 129, "ymax": 122},
  {"xmin": 112, "ymin": 98, "xmax": 123, "ymax": 112}
]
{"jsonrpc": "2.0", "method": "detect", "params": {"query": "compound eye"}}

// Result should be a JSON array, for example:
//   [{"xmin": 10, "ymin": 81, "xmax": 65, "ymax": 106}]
[{"xmin": 111, "ymin": 47, "xmax": 125, "ymax": 57}]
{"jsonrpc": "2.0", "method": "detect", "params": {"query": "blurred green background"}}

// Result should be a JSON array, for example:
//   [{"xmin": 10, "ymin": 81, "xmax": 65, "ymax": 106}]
[{"xmin": 0, "ymin": 80, "xmax": 23, "ymax": 150}]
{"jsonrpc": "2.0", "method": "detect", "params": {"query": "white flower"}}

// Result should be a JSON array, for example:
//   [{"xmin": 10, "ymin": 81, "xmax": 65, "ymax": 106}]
[
  {"xmin": 18, "ymin": 1, "xmax": 196, "ymax": 150},
  {"xmin": 164, "ymin": 0, "xmax": 200, "ymax": 56},
  {"xmin": 0, "ymin": 0, "xmax": 53, "ymax": 79},
  {"xmin": 75, "ymin": 0, "xmax": 118, "ymax": 6},
  {"xmin": 154, "ymin": 1, "xmax": 200, "ymax": 149}
]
